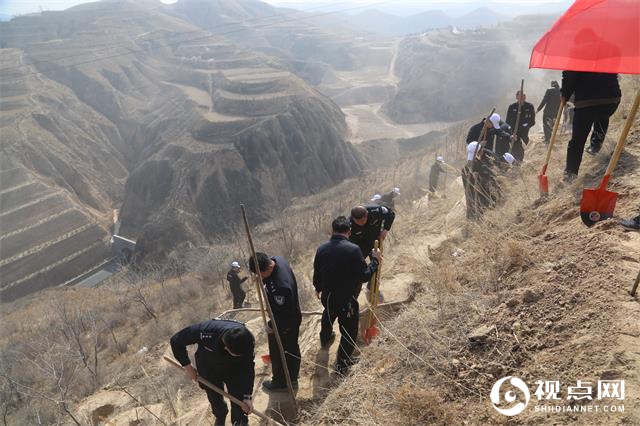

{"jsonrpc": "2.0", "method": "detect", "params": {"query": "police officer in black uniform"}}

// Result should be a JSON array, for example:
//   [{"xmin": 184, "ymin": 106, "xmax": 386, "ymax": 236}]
[
  {"xmin": 349, "ymin": 204, "xmax": 395, "ymax": 260},
  {"xmin": 506, "ymin": 90, "xmax": 536, "ymax": 162},
  {"xmin": 226, "ymin": 261, "xmax": 248, "ymax": 309},
  {"xmin": 349, "ymin": 204, "xmax": 394, "ymax": 300},
  {"xmin": 170, "ymin": 319, "xmax": 255, "ymax": 426},
  {"xmin": 249, "ymin": 252, "xmax": 301, "ymax": 392},
  {"xmin": 313, "ymin": 216, "xmax": 381, "ymax": 374}
]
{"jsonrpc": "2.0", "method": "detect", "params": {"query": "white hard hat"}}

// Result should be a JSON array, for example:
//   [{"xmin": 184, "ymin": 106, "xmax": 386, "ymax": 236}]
[
  {"xmin": 371, "ymin": 194, "xmax": 382, "ymax": 202},
  {"xmin": 231, "ymin": 261, "xmax": 240, "ymax": 268},
  {"xmin": 489, "ymin": 113, "xmax": 501, "ymax": 129},
  {"xmin": 436, "ymin": 156, "xmax": 444, "ymax": 162},
  {"xmin": 393, "ymin": 187, "xmax": 401, "ymax": 194},
  {"xmin": 467, "ymin": 141, "xmax": 479, "ymax": 161}
]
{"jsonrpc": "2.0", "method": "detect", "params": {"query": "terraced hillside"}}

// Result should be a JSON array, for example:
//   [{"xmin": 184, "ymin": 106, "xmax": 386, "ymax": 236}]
[
  {"xmin": 0, "ymin": 166, "xmax": 110, "ymax": 302},
  {"xmin": 172, "ymin": 0, "xmax": 399, "ymax": 106},
  {"xmin": 0, "ymin": 0, "xmax": 363, "ymax": 282}
]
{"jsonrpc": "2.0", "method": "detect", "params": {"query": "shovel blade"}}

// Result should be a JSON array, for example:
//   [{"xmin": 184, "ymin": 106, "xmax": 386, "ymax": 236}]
[
  {"xmin": 364, "ymin": 326, "xmax": 379, "ymax": 345},
  {"xmin": 538, "ymin": 174, "xmax": 549, "ymax": 195},
  {"xmin": 580, "ymin": 187, "xmax": 618, "ymax": 227}
]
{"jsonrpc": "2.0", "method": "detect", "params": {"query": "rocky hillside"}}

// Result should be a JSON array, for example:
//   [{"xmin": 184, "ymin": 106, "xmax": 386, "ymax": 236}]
[
  {"xmin": 0, "ymin": 0, "xmax": 363, "ymax": 273},
  {"xmin": 383, "ymin": 15, "xmax": 559, "ymax": 124}
]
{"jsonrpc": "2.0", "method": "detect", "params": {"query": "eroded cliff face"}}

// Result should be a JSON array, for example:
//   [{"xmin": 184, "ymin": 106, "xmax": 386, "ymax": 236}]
[
  {"xmin": 120, "ymin": 94, "xmax": 361, "ymax": 260},
  {"xmin": 1, "ymin": 0, "xmax": 363, "ymax": 268}
]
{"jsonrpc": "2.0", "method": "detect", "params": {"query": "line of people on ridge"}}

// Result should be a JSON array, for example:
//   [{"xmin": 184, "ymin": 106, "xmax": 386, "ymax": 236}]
[
  {"xmin": 461, "ymin": 71, "xmax": 622, "ymax": 220},
  {"xmin": 171, "ymin": 203, "xmax": 395, "ymax": 425},
  {"xmin": 167, "ymin": 71, "xmax": 627, "ymax": 425}
]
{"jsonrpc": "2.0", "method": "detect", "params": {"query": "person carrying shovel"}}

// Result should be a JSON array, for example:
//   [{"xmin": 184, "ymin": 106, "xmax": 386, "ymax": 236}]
[
  {"xmin": 313, "ymin": 216, "xmax": 381, "ymax": 374},
  {"xmin": 349, "ymin": 204, "xmax": 394, "ymax": 302},
  {"xmin": 506, "ymin": 90, "xmax": 536, "ymax": 162},
  {"xmin": 169, "ymin": 319, "xmax": 255, "ymax": 426},
  {"xmin": 561, "ymin": 71, "xmax": 621, "ymax": 181},
  {"xmin": 248, "ymin": 252, "xmax": 302, "ymax": 393}
]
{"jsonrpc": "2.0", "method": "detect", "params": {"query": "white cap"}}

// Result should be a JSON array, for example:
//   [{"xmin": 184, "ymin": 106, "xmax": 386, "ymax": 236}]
[
  {"xmin": 489, "ymin": 113, "xmax": 501, "ymax": 129},
  {"xmin": 467, "ymin": 141, "xmax": 479, "ymax": 161},
  {"xmin": 436, "ymin": 156, "xmax": 444, "ymax": 162},
  {"xmin": 392, "ymin": 187, "xmax": 401, "ymax": 195},
  {"xmin": 231, "ymin": 261, "xmax": 240, "ymax": 268},
  {"xmin": 503, "ymin": 153, "xmax": 515, "ymax": 165},
  {"xmin": 371, "ymin": 194, "xmax": 382, "ymax": 202}
]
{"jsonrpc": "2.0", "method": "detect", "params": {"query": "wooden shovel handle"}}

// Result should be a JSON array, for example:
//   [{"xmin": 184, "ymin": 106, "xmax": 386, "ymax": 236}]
[
  {"xmin": 471, "ymin": 108, "xmax": 496, "ymax": 163},
  {"xmin": 604, "ymin": 89, "xmax": 640, "ymax": 177},
  {"xmin": 163, "ymin": 356, "xmax": 284, "ymax": 426},
  {"xmin": 512, "ymin": 79, "xmax": 525, "ymax": 137},
  {"xmin": 541, "ymin": 100, "xmax": 566, "ymax": 169},
  {"xmin": 366, "ymin": 240, "xmax": 380, "ymax": 330}
]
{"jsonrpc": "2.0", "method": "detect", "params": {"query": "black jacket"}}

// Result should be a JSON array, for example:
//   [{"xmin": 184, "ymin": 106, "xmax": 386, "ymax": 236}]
[
  {"xmin": 226, "ymin": 269, "xmax": 247, "ymax": 289},
  {"xmin": 313, "ymin": 235, "xmax": 378, "ymax": 307},
  {"xmin": 262, "ymin": 256, "xmax": 302, "ymax": 330},
  {"xmin": 466, "ymin": 119, "xmax": 485, "ymax": 144},
  {"xmin": 170, "ymin": 319, "xmax": 255, "ymax": 398},
  {"xmin": 537, "ymin": 87, "xmax": 561, "ymax": 116},
  {"xmin": 505, "ymin": 101, "xmax": 535, "ymax": 135},
  {"xmin": 561, "ymin": 71, "xmax": 621, "ymax": 109},
  {"xmin": 485, "ymin": 123, "xmax": 512, "ymax": 156},
  {"xmin": 349, "ymin": 205, "xmax": 395, "ymax": 257}
]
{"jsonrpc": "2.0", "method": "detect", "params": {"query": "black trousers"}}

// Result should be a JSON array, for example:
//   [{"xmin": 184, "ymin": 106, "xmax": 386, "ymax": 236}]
[
  {"xmin": 494, "ymin": 137, "xmax": 510, "ymax": 160},
  {"xmin": 267, "ymin": 323, "xmax": 301, "ymax": 385},
  {"xmin": 542, "ymin": 112, "xmax": 556, "ymax": 142},
  {"xmin": 510, "ymin": 138, "xmax": 525, "ymax": 163},
  {"xmin": 565, "ymin": 103, "xmax": 619, "ymax": 175},
  {"xmin": 230, "ymin": 284, "xmax": 245, "ymax": 309},
  {"xmin": 195, "ymin": 351, "xmax": 248, "ymax": 425},
  {"xmin": 320, "ymin": 294, "xmax": 359, "ymax": 371}
]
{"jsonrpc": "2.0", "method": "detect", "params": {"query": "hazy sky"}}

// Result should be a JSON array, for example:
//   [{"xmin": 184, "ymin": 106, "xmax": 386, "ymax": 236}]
[{"xmin": 0, "ymin": 0, "xmax": 569, "ymax": 18}]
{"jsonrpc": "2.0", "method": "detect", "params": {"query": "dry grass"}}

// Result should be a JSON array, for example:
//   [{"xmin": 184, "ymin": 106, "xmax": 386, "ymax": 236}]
[
  {"xmin": 0, "ymin": 126, "xmax": 464, "ymax": 424},
  {"xmin": 2, "ymin": 77, "xmax": 637, "ymax": 424},
  {"xmin": 302, "ymin": 79, "xmax": 640, "ymax": 425}
]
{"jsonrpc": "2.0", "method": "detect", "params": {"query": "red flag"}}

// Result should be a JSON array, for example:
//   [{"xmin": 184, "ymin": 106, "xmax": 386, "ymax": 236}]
[{"xmin": 530, "ymin": 0, "xmax": 640, "ymax": 74}]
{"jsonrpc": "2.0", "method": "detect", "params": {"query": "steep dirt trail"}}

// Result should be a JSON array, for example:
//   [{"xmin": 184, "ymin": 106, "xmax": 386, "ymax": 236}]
[{"xmin": 90, "ymin": 191, "xmax": 455, "ymax": 425}]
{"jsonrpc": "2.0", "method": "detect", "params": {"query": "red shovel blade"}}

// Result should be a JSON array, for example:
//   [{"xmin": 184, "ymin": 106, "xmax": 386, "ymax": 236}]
[
  {"xmin": 580, "ymin": 176, "xmax": 618, "ymax": 227},
  {"xmin": 261, "ymin": 354, "xmax": 271, "ymax": 364},
  {"xmin": 364, "ymin": 326, "xmax": 379, "ymax": 345},
  {"xmin": 538, "ymin": 173, "xmax": 549, "ymax": 195}
]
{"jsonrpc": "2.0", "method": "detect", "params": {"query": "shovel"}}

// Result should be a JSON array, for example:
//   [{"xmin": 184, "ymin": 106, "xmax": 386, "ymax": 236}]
[
  {"xmin": 580, "ymin": 90, "xmax": 640, "ymax": 227},
  {"xmin": 164, "ymin": 356, "xmax": 284, "ymax": 426},
  {"xmin": 364, "ymin": 240, "xmax": 381, "ymax": 344},
  {"xmin": 538, "ymin": 100, "xmax": 566, "ymax": 195}
]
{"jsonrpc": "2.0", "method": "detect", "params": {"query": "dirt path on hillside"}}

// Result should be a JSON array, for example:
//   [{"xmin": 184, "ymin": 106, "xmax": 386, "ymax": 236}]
[{"xmin": 74, "ymin": 190, "xmax": 456, "ymax": 425}]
